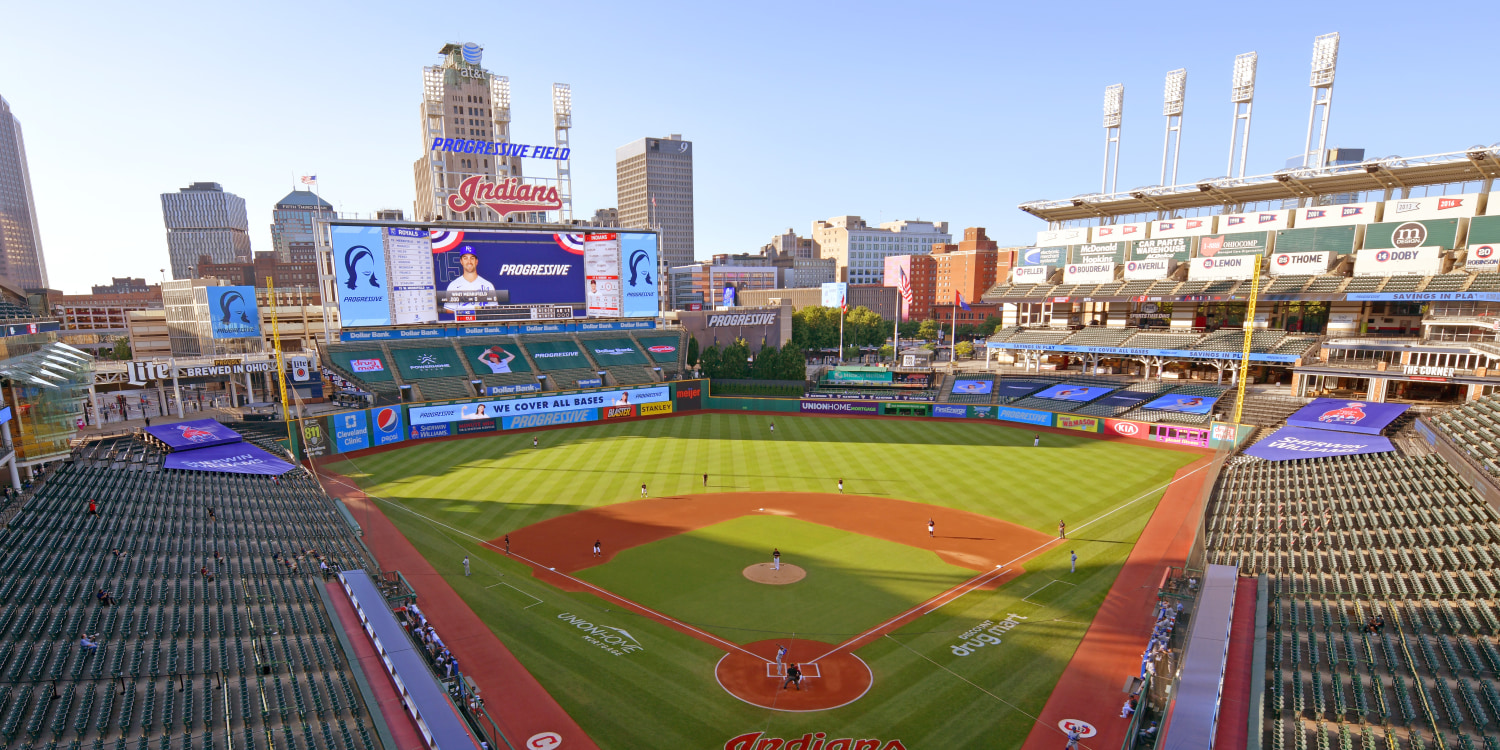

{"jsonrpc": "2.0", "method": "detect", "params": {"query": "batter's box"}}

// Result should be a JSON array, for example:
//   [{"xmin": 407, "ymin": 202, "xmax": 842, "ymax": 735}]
[{"xmin": 765, "ymin": 662, "xmax": 822, "ymax": 679}]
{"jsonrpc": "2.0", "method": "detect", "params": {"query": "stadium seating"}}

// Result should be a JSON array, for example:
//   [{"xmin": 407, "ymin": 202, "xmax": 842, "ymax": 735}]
[
  {"xmin": 575, "ymin": 334, "xmax": 656, "ymax": 386},
  {"xmin": 323, "ymin": 343, "xmax": 403, "ymax": 405},
  {"xmin": 1431, "ymin": 394, "xmax": 1500, "ymax": 477},
  {"xmin": 1304, "ymin": 275, "xmax": 1347, "ymax": 294},
  {"xmin": 1007, "ymin": 329, "xmax": 1074, "ymax": 345},
  {"xmin": 1264, "ymin": 275, "xmax": 1312, "ymax": 294},
  {"xmin": 1190, "ymin": 330, "xmax": 1288, "ymax": 353},
  {"xmin": 944, "ymin": 375, "xmax": 996, "ymax": 405},
  {"xmin": 0, "ymin": 432, "xmax": 384, "ymax": 749},
  {"xmin": 1128, "ymin": 332, "xmax": 1202, "ymax": 350},
  {"xmin": 1062, "ymin": 327, "xmax": 1135, "ymax": 347}
]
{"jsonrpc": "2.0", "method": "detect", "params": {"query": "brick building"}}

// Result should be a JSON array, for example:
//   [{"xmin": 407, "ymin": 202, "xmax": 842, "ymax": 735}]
[{"xmin": 196, "ymin": 252, "xmax": 321, "ymax": 303}]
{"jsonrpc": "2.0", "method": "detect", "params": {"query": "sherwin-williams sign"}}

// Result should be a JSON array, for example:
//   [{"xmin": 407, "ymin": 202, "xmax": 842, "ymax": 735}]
[
  {"xmin": 1362, "ymin": 219, "xmax": 1462, "ymax": 250},
  {"xmin": 1244, "ymin": 426, "xmax": 1394, "ymax": 461},
  {"xmin": 1196, "ymin": 231, "xmax": 1270, "ymax": 258}
]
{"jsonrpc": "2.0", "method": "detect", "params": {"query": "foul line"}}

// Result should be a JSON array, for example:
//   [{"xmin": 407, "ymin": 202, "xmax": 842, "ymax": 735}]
[
  {"xmin": 320, "ymin": 471, "xmax": 764, "ymax": 661},
  {"xmin": 488, "ymin": 581, "xmax": 544, "ymax": 610},
  {"xmin": 808, "ymin": 458, "xmax": 1214, "ymax": 664},
  {"xmin": 1021, "ymin": 579, "xmax": 1075, "ymax": 605}
]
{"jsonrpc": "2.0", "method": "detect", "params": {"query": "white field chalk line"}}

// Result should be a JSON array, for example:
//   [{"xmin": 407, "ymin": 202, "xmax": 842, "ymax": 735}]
[{"xmin": 321, "ymin": 472, "xmax": 763, "ymax": 661}]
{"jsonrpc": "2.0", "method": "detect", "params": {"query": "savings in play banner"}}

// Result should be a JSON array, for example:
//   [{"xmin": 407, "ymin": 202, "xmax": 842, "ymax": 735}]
[
  {"xmin": 1142, "ymin": 393, "xmax": 1218, "ymax": 415},
  {"xmin": 1032, "ymin": 384, "xmax": 1114, "ymax": 402}
]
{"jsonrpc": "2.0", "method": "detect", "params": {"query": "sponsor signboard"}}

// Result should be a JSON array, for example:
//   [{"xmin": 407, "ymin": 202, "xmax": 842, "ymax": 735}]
[
  {"xmin": 1104, "ymin": 418, "xmax": 1146, "ymax": 438},
  {"xmin": 1011, "ymin": 265, "xmax": 1051, "ymax": 283},
  {"xmin": 410, "ymin": 422, "xmax": 452, "ymax": 440},
  {"xmin": 1090, "ymin": 222, "xmax": 1148, "ymax": 241},
  {"xmin": 971, "ymin": 405, "xmax": 994, "ymax": 419},
  {"xmin": 577, "ymin": 378, "xmax": 603, "ymax": 388},
  {"xmin": 430, "ymin": 229, "xmax": 585, "ymax": 321},
  {"xmin": 619, "ymin": 233, "xmax": 659, "ymax": 318},
  {"xmin": 1150, "ymin": 216, "xmax": 1215, "ymax": 239},
  {"xmin": 369, "ymin": 407, "xmax": 404, "ymax": 446},
  {"xmin": 1297, "ymin": 202, "xmax": 1380, "ymax": 227},
  {"xmin": 932, "ymin": 404, "xmax": 969, "ymax": 418},
  {"xmin": 391, "ymin": 347, "xmax": 463, "ymax": 380},
  {"xmin": 1243, "ymin": 425, "xmax": 1395, "ymax": 461},
  {"xmin": 1346, "ymin": 292, "xmax": 1500, "ymax": 302},
  {"xmin": 1142, "ymin": 393, "xmax": 1217, "ymax": 415},
  {"xmin": 1363, "ymin": 219, "xmax": 1462, "ymax": 251},
  {"xmin": 1124, "ymin": 258, "xmax": 1174, "ymax": 280},
  {"xmin": 676, "ymin": 381, "xmax": 703, "ymax": 411},
  {"xmin": 1286, "ymin": 398, "xmax": 1409, "ymax": 435},
  {"xmin": 1196, "ymin": 231, "xmax": 1270, "ymax": 258},
  {"xmin": 1128, "ymin": 236, "xmax": 1194, "ymax": 263},
  {"xmin": 1068, "ymin": 241, "xmax": 1126, "ymax": 265},
  {"xmin": 455, "ymin": 418, "xmax": 497, "ymax": 434},
  {"xmin": 1353, "ymin": 246, "xmax": 1443, "ymax": 277},
  {"xmin": 640, "ymin": 401, "xmax": 673, "ymax": 416},
  {"xmin": 300, "ymin": 419, "xmax": 329, "ymax": 458},
  {"xmin": 487, "ymin": 383, "xmax": 542, "ymax": 395},
  {"xmin": 583, "ymin": 232, "xmax": 621, "ymax": 317},
  {"xmin": 1382, "ymin": 193, "xmax": 1481, "ymax": 221},
  {"xmin": 205, "ymin": 286, "xmax": 261, "ymax": 339},
  {"xmin": 706, "ymin": 312, "xmax": 778, "ymax": 328},
  {"xmin": 1219, "ymin": 209, "xmax": 1293, "ymax": 232},
  {"xmin": 1269, "ymin": 251, "xmax": 1334, "ymax": 275},
  {"xmin": 799, "ymin": 400, "xmax": 880, "ymax": 415},
  {"xmin": 332, "ymin": 411, "xmax": 371, "ymax": 453},
  {"xmin": 1273, "ymin": 226, "xmax": 1360, "ymax": 255},
  {"xmin": 1468, "ymin": 244, "xmax": 1499, "ymax": 273},
  {"xmin": 1019, "ymin": 246, "xmax": 1068, "ymax": 267},
  {"xmin": 1033, "ymin": 384, "xmax": 1112, "ymax": 402},
  {"xmin": 827, "ymin": 369, "xmax": 893, "ymax": 384},
  {"xmin": 1189, "ymin": 255, "xmax": 1257, "ymax": 281},
  {"xmin": 951, "ymin": 379, "xmax": 994, "ymax": 395},
  {"xmin": 986, "ymin": 340, "xmax": 1298, "ymax": 363},
  {"xmin": 501, "ymin": 408, "xmax": 597, "ymax": 430},
  {"xmin": 331, "ymin": 224, "xmax": 395, "ymax": 327},
  {"xmin": 996, "ymin": 406, "xmax": 1053, "ymax": 426},
  {"xmin": 163, "ymin": 443, "xmax": 293, "ymax": 476},
  {"xmin": 407, "ymin": 387, "xmax": 668, "ymax": 425},
  {"xmin": 820, "ymin": 282, "xmax": 848, "ymax": 308},
  {"xmin": 1064, "ymin": 263, "xmax": 1114, "ymax": 284},
  {"xmin": 1036, "ymin": 227, "xmax": 1088, "ymax": 247},
  {"xmin": 1054, "ymin": 413, "xmax": 1100, "ymax": 432},
  {"xmin": 1152, "ymin": 423, "xmax": 1211, "ymax": 447}
]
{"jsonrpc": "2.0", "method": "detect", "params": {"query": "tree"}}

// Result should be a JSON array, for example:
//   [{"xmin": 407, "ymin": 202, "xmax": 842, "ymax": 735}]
[
  {"xmin": 954, "ymin": 341, "xmax": 975, "ymax": 360},
  {"xmin": 955, "ymin": 323, "xmax": 978, "ymax": 341},
  {"xmin": 111, "ymin": 338, "xmax": 132, "ymax": 361},
  {"xmin": 917, "ymin": 319, "xmax": 940, "ymax": 341},
  {"xmin": 879, "ymin": 344, "xmax": 895, "ymax": 359},
  {"xmin": 778, "ymin": 343, "xmax": 807, "ymax": 381},
  {"xmin": 897, "ymin": 320, "xmax": 922, "ymax": 340},
  {"xmin": 686, "ymin": 336, "xmax": 700, "ymax": 367},
  {"xmin": 751, "ymin": 345, "xmax": 780, "ymax": 380},
  {"xmin": 845, "ymin": 306, "xmax": 887, "ymax": 347},
  {"xmin": 698, "ymin": 343, "xmax": 722, "ymax": 379},
  {"xmin": 979, "ymin": 315, "xmax": 1005, "ymax": 337},
  {"xmin": 720, "ymin": 339, "xmax": 750, "ymax": 379}
]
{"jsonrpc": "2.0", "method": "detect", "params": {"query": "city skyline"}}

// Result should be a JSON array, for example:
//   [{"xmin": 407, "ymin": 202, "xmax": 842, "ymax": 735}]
[{"xmin": 4, "ymin": 1, "xmax": 1499, "ymax": 293}]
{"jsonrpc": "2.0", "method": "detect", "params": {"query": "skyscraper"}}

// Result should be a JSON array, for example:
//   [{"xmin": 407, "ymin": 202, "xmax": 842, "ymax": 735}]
[
  {"xmin": 161, "ymin": 182, "xmax": 251, "ymax": 280},
  {"xmin": 617, "ymin": 135, "xmax": 694, "ymax": 269},
  {"xmin": 0, "ymin": 95, "xmax": 50, "ymax": 291},
  {"xmin": 270, "ymin": 189, "xmax": 333, "ymax": 263}
]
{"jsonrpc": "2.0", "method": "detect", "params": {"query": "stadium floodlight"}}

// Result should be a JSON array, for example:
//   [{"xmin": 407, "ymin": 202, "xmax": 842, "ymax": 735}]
[
  {"xmin": 1161, "ymin": 70, "xmax": 1186, "ymax": 186},
  {"xmin": 1227, "ymin": 52, "xmax": 1257, "ymax": 178},
  {"xmin": 1102, "ymin": 84, "xmax": 1124, "ymax": 193},
  {"xmin": 1303, "ymin": 32, "xmax": 1340, "ymax": 168},
  {"xmin": 552, "ymin": 82, "xmax": 572, "ymax": 121},
  {"xmin": 553, "ymin": 83, "xmax": 574, "ymax": 221}
]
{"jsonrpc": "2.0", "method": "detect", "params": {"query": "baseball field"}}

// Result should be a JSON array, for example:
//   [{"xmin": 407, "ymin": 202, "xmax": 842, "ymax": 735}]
[{"xmin": 322, "ymin": 412, "xmax": 1203, "ymax": 749}]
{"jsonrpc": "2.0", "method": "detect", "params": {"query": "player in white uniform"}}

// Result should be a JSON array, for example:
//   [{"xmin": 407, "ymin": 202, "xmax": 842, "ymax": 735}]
[{"xmin": 444, "ymin": 249, "xmax": 495, "ymax": 313}]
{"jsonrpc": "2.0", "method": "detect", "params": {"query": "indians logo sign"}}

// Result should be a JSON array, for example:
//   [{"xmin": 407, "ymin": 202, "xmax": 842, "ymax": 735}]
[
  {"xmin": 726, "ymin": 734, "xmax": 907, "ymax": 750},
  {"xmin": 1318, "ymin": 402, "xmax": 1368, "ymax": 425},
  {"xmin": 447, "ymin": 175, "xmax": 563, "ymax": 216}
]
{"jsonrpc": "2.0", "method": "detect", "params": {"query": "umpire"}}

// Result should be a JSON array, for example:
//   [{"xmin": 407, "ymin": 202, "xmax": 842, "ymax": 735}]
[{"xmin": 782, "ymin": 663, "xmax": 802, "ymax": 691}]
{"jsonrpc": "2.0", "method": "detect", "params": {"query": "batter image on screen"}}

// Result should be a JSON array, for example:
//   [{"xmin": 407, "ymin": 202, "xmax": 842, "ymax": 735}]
[
  {"xmin": 444, "ymin": 248, "xmax": 497, "ymax": 313},
  {"xmin": 477, "ymin": 346, "xmax": 516, "ymax": 374}
]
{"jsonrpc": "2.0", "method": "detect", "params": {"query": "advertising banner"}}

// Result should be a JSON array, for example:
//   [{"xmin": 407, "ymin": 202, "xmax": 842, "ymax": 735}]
[
  {"xmin": 1467, "ymin": 245, "xmax": 1499, "ymax": 273},
  {"xmin": 369, "ymin": 406, "xmax": 405, "ymax": 446},
  {"xmin": 799, "ymin": 400, "xmax": 880, "ymax": 415},
  {"xmin": 1219, "ymin": 209, "xmax": 1293, "ymax": 232},
  {"xmin": 1033, "ymin": 384, "xmax": 1113, "ymax": 402},
  {"xmin": 1124, "ymin": 258, "xmax": 1175, "ymax": 280},
  {"xmin": 463, "ymin": 343, "xmax": 531, "ymax": 375},
  {"xmin": 1269, "ymin": 251, "xmax": 1334, "ymax": 275},
  {"xmin": 1064, "ymin": 263, "xmax": 1115, "ymax": 284},
  {"xmin": 1151, "ymin": 423, "xmax": 1211, "ymax": 447},
  {"xmin": 409, "ymin": 387, "xmax": 669, "ymax": 426},
  {"xmin": 1297, "ymin": 202, "xmax": 1379, "ymax": 227},
  {"xmin": 1069, "ymin": 242, "xmax": 1126, "ymax": 265},
  {"xmin": 1055, "ymin": 413, "xmax": 1101, "ymax": 432},
  {"xmin": 1382, "ymin": 193, "xmax": 1481, "ymax": 221},
  {"xmin": 1197, "ymin": 231, "xmax": 1270, "ymax": 258},
  {"xmin": 587, "ymin": 339, "xmax": 650, "ymax": 365},
  {"xmin": 620, "ymin": 233, "xmax": 660, "ymax": 318},
  {"xmin": 951, "ymin": 379, "xmax": 994, "ymax": 395},
  {"xmin": 430, "ymin": 230, "xmax": 585, "ymax": 321},
  {"xmin": 676, "ymin": 381, "xmax": 703, "ymax": 411},
  {"xmin": 205, "ymin": 286, "xmax": 261, "ymax": 339},
  {"xmin": 933, "ymin": 404, "xmax": 969, "ymax": 418},
  {"xmin": 827, "ymin": 369, "xmax": 893, "ymax": 384},
  {"xmin": 455, "ymin": 418, "xmax": 497, "ymax": 435},
  {"xmin": 488, "ymin": 383, "xmax": 542, "ymax": 395},
  {"xmin": 1012, "ymin": 265, "xmax": 1051, "ymax": 283},
  {"xmin": 391, "ymin": 347, "xmax": 464, "ymax": 380},
  {"xmin": 1189, "ymin": 255, "xmax": 1257, "ymax": 281},
  {"xmin": 584, "ymin": 232, "xmax": 621, "ymax": 317},
  {"xmin": 146, "ymin": 419, "xmax": 243, "ymax": 450},
  {"xmin": 1286, "ymin": 399, "xmax": 1409, "ymax": 435},
  {"xmin": 638, "ymin": 401, "xmax": 672, "ymax": 416},
  {"xmin": 603, "ymin": 405, "xmax": 637, "ymax": 420},
  {"xmin": 996, "ymin": 406, "xmax": 1053, "ymax": 426},
  {"xmin": 410, "ymin": 422, "xmax": 452, "ymax": 440},
  {"xmin": 524, "ymin": 339, "xmax": 589, "ymax": 371},
  {"xmin": 1036, "ymin": 227, "xmax": 1089, "ymax": 247},
  {"xmin": 577, "ymin": 378, "xmax": 603, "ymax": 388},
  {"xmin": 1353, "ymin": 246, "xmax": 1443, "ymax": 277},
  {"xmin": 1104, "ymin": 418, "xmax": 1148, "ymax": 439},
  {"xmin": 299, "ymin": 419, "xmax": 329, "ymax": 458},
  {"xmin": 163, "ymin": 443, "xmax": 294, "ymax": 476},
  {"xmin": 637, "ymin": 336, "xmax": 681, "ymax": 362},
  {"xmin": 1243, "ymin": 425, "xmax": 1395, "ymax": 461},
  {"xmin": 971, "ymin": 405, "xmax": 995, "ymax": 419},
  {"xmin": 1019, "ymin": 246, "xmax": 1068, "ymax": 267},
  {"xmin": 1129, "ymin": 237, "xmax": 1194, "ymax": 263},
  {"xmin": 331, "ymin": 411, "xmax": 372, "ymax": 453},
  {"xmin": 1090, "ymin": 222, "xmax": 1148, "ymax": 242},
  {"xmin": 820, "ymin": 282, "xmax": 848, "ymax": 308},
  {"xmin": 500, "ymin": 408, "xmax": 598, "ymax": 430},
  {"xmin": 1362, "ymin": 219, "xmax": 1462, "ymax": 251},
  {"xmin": 1142, "ymin": 393, "xmax": 1218, "ymax": 415},
  {"xmin": 331, "ymin": 225, "xmax": 393, "ymax": 327},
  {"xmin": 1273, "ymin": 226, "xmax": 1360, "ymax": 255},
  {"xmin": 1150, "ymin": 217, "xmax": 1215, "ymax": 239}
]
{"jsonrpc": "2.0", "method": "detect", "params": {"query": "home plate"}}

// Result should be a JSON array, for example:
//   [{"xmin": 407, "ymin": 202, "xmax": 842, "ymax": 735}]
[{"xmin": 765, "ymin": 662, "xmax": 822, "ymax": 678}]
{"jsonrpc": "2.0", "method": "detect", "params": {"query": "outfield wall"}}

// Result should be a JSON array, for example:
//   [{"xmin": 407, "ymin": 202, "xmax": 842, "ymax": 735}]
[{"xmin": 294, "ymin": 379, "xmax": 1251, "ymax": 460}]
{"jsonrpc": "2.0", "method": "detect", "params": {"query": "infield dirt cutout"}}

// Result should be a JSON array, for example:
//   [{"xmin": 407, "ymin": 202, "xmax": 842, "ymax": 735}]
[
  {"xmin": 744, "ymin": 562, "xmax": 806, "ymax": 584},
  {"xmin": 499, "ymin": 492, "xmax": 1054, "ymax": 710}
]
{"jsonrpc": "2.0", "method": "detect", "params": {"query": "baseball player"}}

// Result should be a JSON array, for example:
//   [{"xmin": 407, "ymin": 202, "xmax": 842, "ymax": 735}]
[
  {"xmin": 1058, "ymin": 520, "xmax": 1067, "ymax": 539},
  {"xmin": 641, "ymin": 483, "xmax": 648, "ymax": 498},
  {"xmin": 775, "ymin": 644, "xmax": 788, "ymax": 670},
  {"xmin": 463, "ymin": 555, "xmax": 470, "ymax": 576},
  {"xmin": 772, "ymin": 548, "xmax": 781, "ymax": 571},
  {"xmin": 532, "ymin": 436, "xmax": 538, "ymax": 448},
  {"xmin": 928, "ymin": 518, "xmax": 935, "ymax": 538},
  {"xmin": 837, "ymin": 478, "xmax": 844, "ymax": 494},
  {"xmin": 503, "ymin": 535, "xmax": 510, "ymax": 554},
  {"xmin": 769, "ymin": 421, "xmax": 775, "ymax": 433},
  {"xmin": 782, "ymin": 663, "xmax": 802, "ymax": 691},
  {"xmin": 1071, "ymin": 551, "xmax": 1077, "ymax": 573},
  {"xmin": 1033, "ymin": 433, "xmax": 1040, "ymax": 447},
  {"xmin": 593, "ymin": 540, "xmax": 601, "ymax": 558},
  {"xmin": 703, "ymin": 473, "xmax": 708, "ymax": 487}
]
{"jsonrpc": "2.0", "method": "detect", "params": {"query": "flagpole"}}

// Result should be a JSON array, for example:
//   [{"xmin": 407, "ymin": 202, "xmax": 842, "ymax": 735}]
[
  {"xmin": 951, "ymin": 294, "xmax": 959, "ymax": 371},
  {"xmin": 839, "ymin": 297, "xmax": 845, "ymax": 365}
]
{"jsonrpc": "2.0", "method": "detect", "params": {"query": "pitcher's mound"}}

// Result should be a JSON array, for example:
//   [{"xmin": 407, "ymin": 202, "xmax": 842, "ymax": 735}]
[{"xmin": 743, "ymin": 563, "xmax": 805, "ymax": 585}]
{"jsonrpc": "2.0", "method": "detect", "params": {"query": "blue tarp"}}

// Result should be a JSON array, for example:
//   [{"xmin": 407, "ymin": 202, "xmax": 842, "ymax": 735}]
[
  {"xmin": 1243, "ymin": 426, "xmax": 1395, "ymax": 461},
  {"xmin": 163, "ymin": 443, "xmax": 294, "ymax": 475},
  {"xmin": 1143, "ymin": 393, "xmax": 1219, "ymax": 415},
  {"xmin": 1032, "ymin": 384, "xmax": 1115, "ymax": 402},
  {"xmin": 1286, "ymin": 398, "xmax": 1409, "ymax": 435},
  {"xmin": 995, "ymin": 381, "xmax": 1049, "ymax": 398},
  {"xmin": 145, "ymin": 419, "xmax": 243, "ymax": 450}
]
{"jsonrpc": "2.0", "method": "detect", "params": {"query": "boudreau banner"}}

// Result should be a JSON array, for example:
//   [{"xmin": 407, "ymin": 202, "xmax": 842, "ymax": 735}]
[
  {"xmin": 1285, "ymin": 399, "xmax": 1409, "ymax": 435},
  {"xmin": 1243, "ymin": 426, "xmax": 1394, "ymax": 461}
]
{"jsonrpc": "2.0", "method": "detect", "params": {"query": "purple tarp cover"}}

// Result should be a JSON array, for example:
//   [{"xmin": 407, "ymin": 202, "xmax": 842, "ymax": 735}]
[
  {"xmin": 1243, "ymin": 425, "xmax": 1395, "ymax": 462},
  {"xmin": 144, "ymin": 419, "xmax": 244, "ymax": 450},
  {"xmin": 163, "ymin": 442, "xmax": 293, "ymax": 475},
  {"xmin": 1286, "ymin": 398, "xmax": 1410, "ymax": 435}
]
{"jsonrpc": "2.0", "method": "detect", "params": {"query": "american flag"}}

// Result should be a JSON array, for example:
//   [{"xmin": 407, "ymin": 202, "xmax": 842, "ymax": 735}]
[
  {"xmin": 840, "ymin": 293, "xmax": 847, "ymax": 314},
  {"xmin": 300, "ymin": 175, "xmax": 317, "ymax": 185},
  {"xmin": 897, "ymin": 267, "xmax": 913, "ymax": 304}
]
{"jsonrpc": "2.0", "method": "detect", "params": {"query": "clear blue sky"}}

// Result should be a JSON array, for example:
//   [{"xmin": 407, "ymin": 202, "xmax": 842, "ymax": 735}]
[{"xmin": 5, "ymin": 0, "xmax": 1496, "ymax": 293}]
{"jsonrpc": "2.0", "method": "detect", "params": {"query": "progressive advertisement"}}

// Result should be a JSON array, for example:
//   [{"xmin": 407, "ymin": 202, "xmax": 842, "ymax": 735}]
[
  {"xmin": 996, "ymin": 406, "xmax": 1052, "ymax": 426},
  {"xmin": 620, "ymin": 233, "xmax": 659, "ymax": 318},
  {"xmin": 408, "ymin": 387, "xmax": 669, "ymax": 426},
  {"xmin": 206, "ymin": 286, "xmax": 261, "ymax": 339},
  {"xmin": 584, "ymin": 233, "xmax": 621, "ymax": 317},
  {"xmin": 331, "ymin": 224, "xmax": 393, "ymax": 327},
  {"xmin": 1353, "ymin": 247, "xmax": 1444, "ymax": 277}
]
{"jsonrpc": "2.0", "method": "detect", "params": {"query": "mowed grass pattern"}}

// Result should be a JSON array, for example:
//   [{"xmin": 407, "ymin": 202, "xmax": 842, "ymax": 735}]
[{"xmin": 326, "ymin": 413, "xmax": 1201, "ymax": 749}]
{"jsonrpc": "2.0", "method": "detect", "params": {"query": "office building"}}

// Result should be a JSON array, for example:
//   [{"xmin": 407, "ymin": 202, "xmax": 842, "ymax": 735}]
[
  {"xmin": 882, "ymin": 254, "xmax": 936, "ymax": 321},
  {"xmin": 811, "ymin": 216, "xmax": 949, "ymax": 284},
  {"xmin": 161, "ymin": 182, "xmax": 251, "ymax": 280},
  {"xmin": 669, "ymin": 260, "xmax": 776, "ymax": 311},
  {"xmin": 375, "ymin": 208, "xmax": 406, "ymax": 221},
  {"xmin": 617, "ymin": 135, "xmax": 694, "ymax": 269},
  {"xmin": 161, "ymin": 279, "xmax": 263, "ymax": 357},
  {"xmin": 0, "ymin": 95, "xmax": 50, "ymax": 291},
  {"xmin": 270, "ymin": 189, "xmax": 333, "ymax": 263},
  {"xmin": 932, "ymin": 228, "xmax": 1012, "ymax": 308},
  {"xmin": 52, "ymin": 285, "xmax": 162, "ymax": 357},
  {"xmin": 587, "ymin": 207, "xmax": 619, "ymax": 227},
  {"xmin": 196, "ymin": 251, "xmax": 321, "ymax": 302},
  {"xmin": 739, "ymin": 285, "xmax": 900, "ymax": 321},
  {"xmin": 91, "ymin": 277, "xmax": 151, "ymax": 295}
]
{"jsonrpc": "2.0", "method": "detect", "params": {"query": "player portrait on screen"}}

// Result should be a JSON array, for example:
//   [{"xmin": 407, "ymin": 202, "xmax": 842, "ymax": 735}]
[
  {"xmin": 477, "ymin": 346, "xmax": 516, "ymax": 374},
  {"xmin": 444, "ymin": 249, "xmax": 495, "ymax": 312}
]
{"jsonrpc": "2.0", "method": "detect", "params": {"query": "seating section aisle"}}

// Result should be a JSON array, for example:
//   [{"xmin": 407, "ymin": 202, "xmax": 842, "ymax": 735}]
[
  {"xmin": 1431, "ymin": 394, "xmax": 1500, "ymax": 477},
  {"xmin": 576, "ymin": 336, "xmax": 655, "ymax": 385},
  {"xmin": 1206, "ymin": 452, "xmax": 1500, "ymax": 749},
  {"xmin": 0, "ymin": 436, "xmax": 385, "ymax": 749}
]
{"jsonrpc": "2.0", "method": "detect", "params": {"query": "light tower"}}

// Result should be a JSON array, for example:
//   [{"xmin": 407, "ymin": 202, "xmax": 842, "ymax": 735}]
[
  {"xmin": 1102, "ymin": 84, "xmax": 1124, "ymax": 194},
  {"xmin": 552, "ymin": 83, "xmax": 574, "ymax": 222},
  {"xmin": 1160, "ymin": 69, "xmax": 1186, "ymax": 186},
  {"xmin": 1226, "ymin": 52, "xmax": 1257, "ymax": 178},
  {"xmin": 1302, "ymin": 32, "xmax": 1340, "ymax": 169},
  {"xmin": 490, "ymin": 74, "xmax": 513, "ymax": 182}
]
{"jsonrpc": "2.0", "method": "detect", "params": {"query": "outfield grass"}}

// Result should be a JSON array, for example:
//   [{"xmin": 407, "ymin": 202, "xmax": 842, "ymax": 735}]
[
  {"xmin": 326, "ymin": 413, "xmax": 1200, "ymax": 749},
  {"xmin": 576, "ymin": 515, "xmax": 978, "ymax": 643}
]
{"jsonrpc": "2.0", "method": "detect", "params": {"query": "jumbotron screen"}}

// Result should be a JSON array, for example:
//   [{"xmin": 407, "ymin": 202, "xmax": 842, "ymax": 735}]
[{"xmin": 330, "ymin": 224, "xmax": 659, "ymax": 326}]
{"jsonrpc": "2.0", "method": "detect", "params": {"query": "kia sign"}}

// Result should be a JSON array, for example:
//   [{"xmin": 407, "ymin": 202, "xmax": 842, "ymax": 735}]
[
  {"xmin": 1189, "ymin": 255, "xmax": 1256, "ymax": 281},
  {"xmin": 1353, "ymin": 246, "xmax": 1443, "ymax": 277},
  {"xmin": 1269, "ymin": 251, "xmax": 1333, "ymax": 275}
]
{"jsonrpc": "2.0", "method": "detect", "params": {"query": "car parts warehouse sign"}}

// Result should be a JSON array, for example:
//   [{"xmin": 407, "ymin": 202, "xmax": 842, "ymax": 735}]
[{"xmin": 407, "ymin": 387, "xmax": 669, "ymax": 426}]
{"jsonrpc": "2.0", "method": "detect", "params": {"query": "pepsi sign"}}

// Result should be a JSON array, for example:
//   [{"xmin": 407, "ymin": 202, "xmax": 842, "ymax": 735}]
[{"xmin": 370, "ymin": 406, "xmax": 405, "ymax": 446}]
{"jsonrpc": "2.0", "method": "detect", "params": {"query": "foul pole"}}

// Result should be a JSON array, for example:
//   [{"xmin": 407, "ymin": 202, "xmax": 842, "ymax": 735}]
[
  {"xmin": 267, "ymin": 277, "xmax": 293, "ymax": 443},
  {"xmin": 1231, "ymin": 259, "xmax": 1262, "ymax": 425}
]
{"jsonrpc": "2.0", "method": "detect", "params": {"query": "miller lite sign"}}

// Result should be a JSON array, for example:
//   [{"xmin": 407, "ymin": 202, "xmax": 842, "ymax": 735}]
[{"xmin": 126, "ymin": 360, "xmax": 173, "ymax": 386}]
